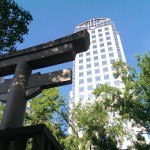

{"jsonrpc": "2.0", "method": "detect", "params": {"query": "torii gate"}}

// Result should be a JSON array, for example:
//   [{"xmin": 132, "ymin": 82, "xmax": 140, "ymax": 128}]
[{"xmin": 0, "ymin": 30, "xmax": 90, "ymax": 130}]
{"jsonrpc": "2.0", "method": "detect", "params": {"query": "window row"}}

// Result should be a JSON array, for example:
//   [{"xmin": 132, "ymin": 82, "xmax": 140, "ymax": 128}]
[
  {"xmin": 79, "ymin": 74, "xmax": 110, "ymax": 86},
  {"xmin": 91, "ymin": 27, "xmax": 109, "ymax": 34},
  {"xmin": 78, "ymin": 47, "xmax": 113, "ymax": 58},
  {"xmin": 79, "ymin": 66, "xmax": 115, "ymax": 78},
  {"xmin": 93, "ymin": 42, "xmax": 112, "ymax": 49},
  {"xmin": 78, "ymin": 80, "xmax": 120, "ymax": 96},
  {"xmin": 92, "ymin": 32, "xmax": 110, "ymax": 39},
  {"xmin": 79, "ymin": 58, "xmax": 114, "ymax": 70},
  {"xmin": 92, "ymin": 36, "xmax": 111, "ymax": 44},
  {"xmin": 79, "ymin": 52, "xmax": 114, "ymax": 63},
  {"xmin": 79, "ymin": 84, "xmax": 93, "ymax": 92},
  {"xmin": 92, "ymin": 37, "xmax": 111, "ymax": 44},
  {"xmin": 79, "ymin": 93, "xmax": 94, "ymax": 100}
]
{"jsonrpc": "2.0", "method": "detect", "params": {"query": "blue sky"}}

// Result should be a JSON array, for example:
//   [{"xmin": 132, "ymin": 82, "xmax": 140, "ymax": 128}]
[{"xmin": 14, "ymin": 0, "xmax": 150, "ymax": 99}]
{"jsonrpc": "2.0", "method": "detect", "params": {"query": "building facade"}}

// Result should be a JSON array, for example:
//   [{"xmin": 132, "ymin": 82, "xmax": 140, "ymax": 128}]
[
  {"xmin": 69, "ymin": 18, "xmax": 149, "ymax": 148},
  {"xmin": 70, "ymin": 18, "xmax": 126, "ymax": 104}
]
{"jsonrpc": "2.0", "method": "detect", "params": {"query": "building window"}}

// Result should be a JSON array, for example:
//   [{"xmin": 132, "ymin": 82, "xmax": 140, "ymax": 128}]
[
  {"xmin": 104, "ymin": 21, "xmax": 108, "ymax": 25},
  {"xmin": 88, "ymin": 94, "xmax": 93, "ymax": 99},
  {"xmin": 114, "ymin": 80, "xmax": 120, "ymax": 86},
  {"xmin": 79, "ymin": 72, "xmax": 84, "ymax": 77},
  {"xmin": 86, "ymin": 64, "xmax": 91, "ymax": 69},
  {"xmin": 106, "ymin": 36, "xmax": 111, "ymax": 40},
  {"xmin": 92, "ymin": 35, "xmax": 96, "ymax": 39},
  {"xmin": 91, "ymin": 29, "xmax": 95, "ymax": 34},
  {"xmin": 100, "ymin": 43, "xmax": 104, "ymax": 48},
  {"xmin": 104, "ymin": 74, "xmax": 109, "ymax": 80},
  {"xmin": 105, "ymin": 82, "xmax": 110, "ymax": 86},
  {"xmin": 79, "ymin": 86, "xmax": 84, "ymax": 92},
  {"xmin": 105, "ymin": 27, "xmax": 109, "ymax": 31},
  {"xmin": 108, "ymin": 47, "xmax": 113, "ymax": 51},
  {"xmin": 93, "ymin": 45, "xmax": 97, "ymax": 49},
  {"xmin": 98, "ymin": 29, "xmax": 102, "ymax": 32},
  {"xmin": 102, "ymin": 60, "xmax": 107, "ymax": 66},
  {"xmin": 100, "ymin": 49, "xmax": 105, "ymax": 53},
  {"xmin": 94, "ymin": 56, "xmax": 98, "ymax": 61},
  {"xmin": 105, "ymin": 32, "xmax": 110, "ymax": 35},
  {"xmin": 95, "ymin": 76, "xmax": 101, "ymax": 82},
  {"xmin": 98, "ymin": 33, "xmax": 103, "ymax": 37},
  {"xmin": 109, "ymin": 52, "xmax": 114, "ymax": 58},
  {"xmin": 79, "ymin": 95, "xmax": 84, "ymax": 100},
  {"xmin": 117, "ymin": 49, "xmax": 121, "ymax": 55},
  {"xmin": 86, "ymin": 51, "xmax": 90, "ymax": 56},
  {"xmin": 86, "ymin": 58, "xmax": 91, "ymax": 62},
  {"xmin": 111, "ymin": 66, "xmax": 115, "ymax": 71},
  {"xmin": 110, "ymin": 59, "xmax": 115, "ymax": 63},
  {"xmin": 107, "ymin": 41, "xmax": 112, "ymax": 46},
  {"xmin": 79, "ymin": 59, "xmax": 83, "ymax": 64},
  {"xmin": 73, "ymin": 76, "xmax": 75, "ymax": 81},
  {"xmin": 97, "ymin": 24, "xmax": 101, "ymax": 27},
  {"xmin": 99, "ymin": 38, "xmax": 103, "ymax": 42},
  {"xmin": 103, "ymin": 67, "xmax": 108, "ymax": 73},
  {"xmin": 79, "ymin": 79, "xmax": 84, "ymax": 84},
  {"xmin": 92, "ymin": 40, "xmax": 96, "ymax": 44},
  {"xmin": 93, "ymin": 50, "xmax": 98, "ymax": 55},
  {"xmin": 87, "ymin": 70, "xmax": 92, "ymax": 76},
  {"xmin": 79, "ymin": 53, "xmax": 83, "ymax": 58},
  {"xmin": 95, "ymin": 69, "xmax": 100, "ymax": 74},
  {"xmin": 79, "ymin": 65, "xmax": 83, "ymax": 70},
  {"xmin": 88, "ymin": 85, "xmax": 93, "ymax": 91},
  {"xmin": 116, "ymin": 42, "xmax": 119, "ymax": 47},
  {"xmin": 101, "ymin": 54, "xmax": 106, "ymax": 59},
  {"xmin": 87, "ymin": 77, "xmax": 92, "ymax": 83},
  {"xmin": 94, "ymin": 62, "xmax": 99, "ymax": 67}
]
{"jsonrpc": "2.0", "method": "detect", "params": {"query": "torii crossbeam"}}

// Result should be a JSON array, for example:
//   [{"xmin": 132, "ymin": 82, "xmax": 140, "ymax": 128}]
[{"xmin": 0, "ymin": 30, "xmax": 90, "ymax": 130}]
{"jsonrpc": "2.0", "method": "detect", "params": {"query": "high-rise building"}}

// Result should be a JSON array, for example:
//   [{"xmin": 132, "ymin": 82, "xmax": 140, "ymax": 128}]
[
  {"xmin": 70, "ymin": 18, "xmax": 126, "ymax": 104},
  {"xmin": 69, "ymin": 18, "xmax": 149, "ymax": 149}
]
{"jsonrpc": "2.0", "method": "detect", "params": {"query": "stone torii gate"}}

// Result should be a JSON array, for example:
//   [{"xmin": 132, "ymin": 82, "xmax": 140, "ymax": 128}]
[{"xmin": 0, "ymin": 30, "xmax": 90, "ymax": 130}]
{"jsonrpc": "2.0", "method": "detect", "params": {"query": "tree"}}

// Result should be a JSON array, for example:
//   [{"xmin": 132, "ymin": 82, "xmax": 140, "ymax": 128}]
[
  {"xmin": 65, "ymin": 51, "xmax": 150, "ymax": 149},
  {"xmin": 0, "ymin": 102, "xmax": 5, "ymax": 122},
  {"xmin": 0, "ymin": 0, "xmax": 33, "ymax": 54},
  {"xmin": 0, "ymin": 52, "xmax": 149, "ymax": 149},
  {"xmin": 110, "ymin": 51, "xmax": 150, "ymax": 135},
  {"xmin": 15, "ymin": 51, "xmax": 150, "ymax": 149},
  {"xmin": 24, "ymin": 88, "xmax": 68, "ymax": 148},
  {"xmin": 64, "ymin": 90, "xmax": 130, "ymax": 150}
]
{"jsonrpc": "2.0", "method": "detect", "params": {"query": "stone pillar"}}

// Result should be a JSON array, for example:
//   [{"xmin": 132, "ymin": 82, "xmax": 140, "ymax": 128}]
[{"xmin": 1, "ymin": 62, "xmax": 31, "ymax": 129}]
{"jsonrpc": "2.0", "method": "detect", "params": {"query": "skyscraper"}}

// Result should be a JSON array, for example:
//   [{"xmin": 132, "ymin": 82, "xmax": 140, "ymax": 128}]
[
  {"xmin": 69, "ymin": 18, "xmax": 149, "ymax": 148},
  {"xmin": 70, "ymin": 18, "xmax": 126, "ymax": 104}
]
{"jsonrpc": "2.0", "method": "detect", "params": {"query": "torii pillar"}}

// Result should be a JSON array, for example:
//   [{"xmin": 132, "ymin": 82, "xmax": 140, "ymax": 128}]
[{"xmin": 0, "ymin": 30, "xmax": 90, "ymax": 130}]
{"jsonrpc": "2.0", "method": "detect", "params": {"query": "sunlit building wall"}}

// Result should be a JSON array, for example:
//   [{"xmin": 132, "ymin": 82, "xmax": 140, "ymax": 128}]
[
  {"xmin": 71, "ymin": 18, "xmax": 126, "ymax": 104},
  {"xmin": 69, "ymin": 18, "xmax": 149, "ymax": 149}
]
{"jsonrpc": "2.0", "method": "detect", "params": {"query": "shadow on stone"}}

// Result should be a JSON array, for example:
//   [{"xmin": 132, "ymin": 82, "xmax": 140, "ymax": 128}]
[{"xmin": 0, "ymin": 124, "xmax": 64, "ymax": 150}]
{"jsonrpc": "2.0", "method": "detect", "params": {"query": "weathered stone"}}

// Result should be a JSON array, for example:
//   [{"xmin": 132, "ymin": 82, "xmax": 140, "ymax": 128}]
[
  {"xmin": 0, "ymin": 29, "xmax": 90, "ymax": 130},
  {"xmin": 0, "ymin": 30, "xmax": 90, "ymax": 77},
  {"xmin": 1, "ymin": 62, "xmax": 31, "ymax": 129},
  {"xmin": 0, "ymin": 87, "xmax": 41, "ymax": 102},
  {"xmin": 0, "ymin": 69, "xmax": 72, "ymax": 95}
]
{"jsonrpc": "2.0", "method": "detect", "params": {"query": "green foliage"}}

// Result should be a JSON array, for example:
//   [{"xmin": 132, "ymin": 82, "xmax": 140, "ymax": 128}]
[
  {"xmin": 0, "ymin": 102, "xmax": 5, "ymax": 123},
  {"xmin": 24, "ymin": 88, "xmax": 67, "ymax": 148},
  {"xmin": 66, "ymin": 51, "xmax": 150, "ymax": 149},
  {"xmin": 111, "ymin": 52, "xmax": 150, "ymax": 134},
  {"xmin": 65, "ymin": 93, "xmax": 128, "ymax": 149},
  {"xmin": 0, "ymin": 0, "xmax": 33, "ymax": 54},
  {"xmin": 0, "ymin": 52, "xmax": 149, "ymax": 149}
]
